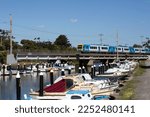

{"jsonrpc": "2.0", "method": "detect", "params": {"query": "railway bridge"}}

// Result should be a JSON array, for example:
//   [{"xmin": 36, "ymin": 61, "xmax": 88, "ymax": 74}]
[
  {"xmin": 17, "ymin": 52, "xmax": 148, "ymax": 61},
  {"xmin": 16, "ymin": 52, "xmax": 149, "ymax": 71}
]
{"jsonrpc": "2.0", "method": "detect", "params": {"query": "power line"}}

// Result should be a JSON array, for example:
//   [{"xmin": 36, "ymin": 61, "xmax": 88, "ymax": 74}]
[
  {"xmin": 1, "ymin": 20, "xmax": 99, "ymax": 37},
  {"xmin": 14, "ymin": 24, "xmax": 98, "ymax": 37}
]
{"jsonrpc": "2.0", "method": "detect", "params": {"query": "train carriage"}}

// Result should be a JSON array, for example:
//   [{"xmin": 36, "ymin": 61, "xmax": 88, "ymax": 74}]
[
  {"xmin": 77, "ymin": 44, "xmax": 150, "ymax": 54},
  {"xmin": 77, "ymin": 44, "xmax": 91, "ymax": 52},
  {"xmin": 89, "ymin": 44, "xmax": 99, "ymax": 52},
  {"xmin": 77, "ymin": 44, "xmax": 84, "ymax": 52}
]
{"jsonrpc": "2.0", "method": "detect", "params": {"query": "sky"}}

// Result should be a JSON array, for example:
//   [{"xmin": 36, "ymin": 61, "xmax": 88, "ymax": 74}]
[{"xmin": 0, "ymin": 0, "xmax": 150, "ymax": 47}]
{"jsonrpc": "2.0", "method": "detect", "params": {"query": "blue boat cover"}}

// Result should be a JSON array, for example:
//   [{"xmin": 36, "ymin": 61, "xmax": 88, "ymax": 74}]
[{"xmin": 67, "ymin": 90, "xmax": 89, "ymax": 94}]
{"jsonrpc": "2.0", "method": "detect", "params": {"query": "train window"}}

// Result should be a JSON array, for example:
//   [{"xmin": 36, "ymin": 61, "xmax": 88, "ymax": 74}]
[
  {"xmin": 77, "ymin": 45, "xmax": 83, "ymax": 49},
  {"xmin": 101, "ymin": 47, "xmax": 108, "ymax": 50},
  {"xmin": 135, "ymin": 49, "xmax": 139, "ymax": 51},
  {"xmin": 124, "ymin": 48, "xmax": 129, "ymax": 51},
  {"xmin": 117, "ymin": 48, "xmax": 122, "ymax": 50},
  {"xmin": 90, "ymin": 46, "xmax": 97, "ymax": 49}
]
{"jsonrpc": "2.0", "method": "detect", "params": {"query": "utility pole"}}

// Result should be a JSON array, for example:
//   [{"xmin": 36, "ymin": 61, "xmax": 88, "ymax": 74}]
[
  {"xmin": 116, "ymin": 32, "xmax": 119, "ymax": 61},
  {"xmin": 99, "ymin": 34, "xmax": 103, "ymax": 45},
  {"xmin": 6, "ymin": 14, "xmax": 17, "ymax": 64},
  {"xmin": 140, "ymin": 36, "xmax": 144, "ymax": 46},
  {"xmin": 10, "ymin": 14, "xmax": 12, "ymax": 54}
]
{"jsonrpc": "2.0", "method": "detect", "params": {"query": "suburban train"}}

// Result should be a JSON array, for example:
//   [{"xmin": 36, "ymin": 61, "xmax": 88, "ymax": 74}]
[{"xmin": 77, "ymin": 44, "xmax": 150, "ymax": 54}]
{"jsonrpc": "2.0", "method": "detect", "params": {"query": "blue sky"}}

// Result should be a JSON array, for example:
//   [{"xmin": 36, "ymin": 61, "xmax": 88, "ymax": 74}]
[{"xmin": 0, "ymin": 0, "xmax": 150, "ymax": 47}]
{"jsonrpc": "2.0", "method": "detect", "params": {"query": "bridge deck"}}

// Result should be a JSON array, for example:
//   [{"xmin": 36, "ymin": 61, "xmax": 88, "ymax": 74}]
[{"xmin": 16, "ymin": 53, "xmax": 148, "ymax": 60}]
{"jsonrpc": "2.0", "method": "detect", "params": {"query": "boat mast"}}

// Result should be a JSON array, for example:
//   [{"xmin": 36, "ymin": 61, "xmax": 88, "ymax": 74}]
[
  {"xmin": 116, "ymin": 31, "xmax": 119, "ymax": 61},
  {"xmin": 99, "ymin": 33, "xmax": 103, "ymax": 45}
]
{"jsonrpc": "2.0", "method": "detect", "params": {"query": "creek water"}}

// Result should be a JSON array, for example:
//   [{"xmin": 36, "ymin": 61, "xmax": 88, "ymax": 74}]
[{"xmin": 0, "ymin": 71, "xmax": 62, "ymax": 100}]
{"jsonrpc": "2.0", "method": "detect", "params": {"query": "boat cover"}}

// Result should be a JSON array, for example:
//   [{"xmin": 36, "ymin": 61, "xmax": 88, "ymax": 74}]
[{"xmin": 43, "ymin": 79, "xmax": 73, "ymax": 92}]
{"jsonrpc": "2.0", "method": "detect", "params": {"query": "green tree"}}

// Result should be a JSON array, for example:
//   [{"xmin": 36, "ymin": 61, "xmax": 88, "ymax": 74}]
[
  {"xmin": 54, "ymin": 35, "xmax": 71, "ymax": 49},
  {"xmin": 143, "ymin": 38, "xmax": 150, "ymax": 48},
  {"xmin": 20, "ymin": 39, "xmax": 37, "ymax": 50},
  {"xmin": 0, "ymin": 51, "xmax": 7, "ymax": 64},
  {"xmin": 133, "ymin": 44, "xmax": 142, "ymax": 48}
]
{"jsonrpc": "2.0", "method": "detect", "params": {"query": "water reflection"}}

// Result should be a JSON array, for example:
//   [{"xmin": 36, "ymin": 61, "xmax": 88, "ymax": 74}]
[{"xmin": 0, "ymin": 71, "xmax": 61, "ymax": 100}]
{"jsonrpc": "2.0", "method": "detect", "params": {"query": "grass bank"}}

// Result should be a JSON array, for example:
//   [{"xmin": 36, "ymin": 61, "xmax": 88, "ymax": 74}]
[{"xmin": 119, "ymin": 64, "xmax": 145, "ymax": 100}]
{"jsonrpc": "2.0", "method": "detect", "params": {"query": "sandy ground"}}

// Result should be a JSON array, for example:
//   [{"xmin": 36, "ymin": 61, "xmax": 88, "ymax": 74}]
[{"xmin": 134, "ymin": 65, "xmax": 150, "ymax": 100}]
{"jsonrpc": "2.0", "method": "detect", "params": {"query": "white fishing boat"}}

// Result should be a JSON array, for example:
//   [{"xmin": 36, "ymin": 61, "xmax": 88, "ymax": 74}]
[
  {"xmin": 54, "ymin": 60, "xmax": 75, "ymax": 70},
  {"xmin": 55, "ymin": 74, "xmax": 116, "ymax": 95},
  {"xmin": 26, "ymin": 64, "xmax": 48, "ymax": 73},
  {"xmin": 29, "ymin": 73, "xmax": 114, "ymax": 100},
  {"xmin": 0, "ymin": 65, "xmax": 17, "ymax": 76},
  {"xmin": 79, "ymin": 73, "xmax": 119, "ymax": 90}
]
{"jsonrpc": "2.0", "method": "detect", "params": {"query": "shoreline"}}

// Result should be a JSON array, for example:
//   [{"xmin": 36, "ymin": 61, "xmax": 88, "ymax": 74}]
[
  {"xmin": 113, "ymin": 64, "xmax": 146, "ymax": 100},
  {"xmin": 134, "ymin": 67, "xmax": 150, "ymax": 100}
]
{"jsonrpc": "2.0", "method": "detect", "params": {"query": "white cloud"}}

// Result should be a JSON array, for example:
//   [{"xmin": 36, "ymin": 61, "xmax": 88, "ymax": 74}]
[{"xmin": 70, "ymin": 18, "xmax": 78, "ymax": 23}]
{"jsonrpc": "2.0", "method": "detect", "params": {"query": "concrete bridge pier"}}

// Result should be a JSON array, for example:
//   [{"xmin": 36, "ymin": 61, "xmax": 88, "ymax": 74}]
[{"xmin": 87, "ymin": 59, "xmax": 94, "ymax": 73}]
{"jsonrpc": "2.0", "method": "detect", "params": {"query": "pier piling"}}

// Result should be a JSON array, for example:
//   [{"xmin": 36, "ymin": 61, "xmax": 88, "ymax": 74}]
[
  {"xmin": 82, "ymin": 66, "xmax": 85, "ymax": 73},
  {"xmin": 2, "ymin": 64, "xmax": 5, "ymax": 76},
  {"xmin": 98, "ymin": 65, "xmax": 101, "ymax": 74},
  {"xmin": 68, "ymin": 67, "xmax": 71, "ymax": 75},
  {"xmin": 36, "ymin": 63, "xmax": 39, "ymax": 75},
  {"xmin": 16, "ymin": 71, "xmax": 21, "ymax": 100},
  {"xmin": 39, "ymin": 72, "xmax": 44, "ymax": 96},
  {"xmin": 78, "ymin": 67, "xmax": 81, "ymax": 73},
  {"xmin": 50, "ymin": 70, "xmax": 54, "ymax": 85},
  {"xmin": 61, "ymin": 69, "xmax": 65, "ymax": 76},
  {"xmin": 91, "ymin": 66, "xmax": 93, "ymax": 78},
  {"xmin": 93, "ymin": 65, "xmax": 96, "ymax": 77},
  {"xmin": 23, "ymin": 63, "xmax": 26, "ymax": 71}
]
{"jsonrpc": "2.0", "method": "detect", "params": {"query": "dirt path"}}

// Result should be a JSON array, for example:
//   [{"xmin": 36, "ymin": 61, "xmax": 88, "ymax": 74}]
[{"xmin": 134, "ymin": 66, "xmax": 150, "ymax": 100}]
